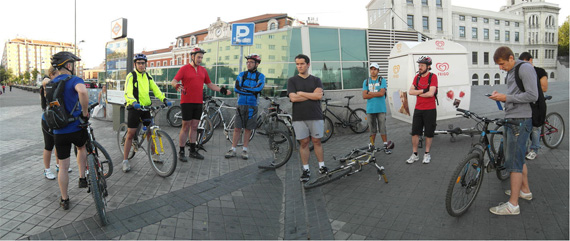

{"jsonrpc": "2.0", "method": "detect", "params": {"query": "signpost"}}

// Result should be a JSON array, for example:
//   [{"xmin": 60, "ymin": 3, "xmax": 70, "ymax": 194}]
[
  {"xmin": 106, "ymin": 18, "xmax": 132, "ymax": 130},
  {"xmin": 231, "ymin": 23, "xmax": 254, "ymax": 71}
]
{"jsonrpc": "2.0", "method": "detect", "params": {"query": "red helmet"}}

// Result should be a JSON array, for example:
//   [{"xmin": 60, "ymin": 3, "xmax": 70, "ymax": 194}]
[
  {"xmin": 245, "ymin": 53, "xmax": 261, "ymax": 63},
  {"xmin": 417, "ymin": 56, "xmax": 432, "ymax": 65},
  {"xmin": 190, "ymin": 47, "xmax": 206, "ymax": 55}
]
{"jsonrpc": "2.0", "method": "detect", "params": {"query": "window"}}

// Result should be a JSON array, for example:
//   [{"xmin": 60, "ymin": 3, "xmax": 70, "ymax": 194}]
[
  {"xmin": 484, "ymin": 52, "xmax": 489, "ymax": 65},
  {"xmin": 459, "ymin": 15, "xmax": 465, "ymax": 21},
  {"xmin": 472, "ymin": 52, "xmax": 478, "ymax": 65},
  {"xmin": 436, "ymin": 0, "xmax": 442, "ymax": 7},
  {"xmin": 472, "ymin": 74, "xmax": 479, "ymax": 86},
  {"xmin": 423, "ymin": 16, "xmax": 429, "ymax": 30},
  {"xmin": 550, "ymin": 72, "xmax": 555, "ymax": 79},
  {"xmin": 545, "ymin": 49, "xmax": 548, "ymax": 59},
  {"xmin": 472, "ymin": 27, "xmax": 478, "ymax": 39},
  {"xmin": 407, "ymin": 0, "xmax": 413, "ymax": 4},
  {"xmin": 233, "ymin": 55, "xmax": 238, "ymax": 59},
  {"xmin": 484, "ymin": 74, "xmax": 490, "ymax": 85},
  {"xmin": 150, "ymin": 62, "xmax": 154, "ymax": 67},
  {"xmin": 495, "ymin": 19, "xmax": 500, "ymax": 25},
  {"xmin": 515, "ymin": 32, "xmax": 519, "ymax": 42},
  {"xmin": 495, "ymin": 30, "xmax": 500, "ymax": 41},
  {"xmin": 422, "ymin": 0, "xmax": 427, "ymax": 6},
  {"xmin": 268, "ymin": 55, "xmax": 276, "ymax": 60},
  {"xmin": 459, "ymin": 26, "xmax": 465, "ymax": 37},
  {"xmin": 407, "ymin": 15, "xmax": 414, "ymax": 29},
  {"xmin": 494, "ymin": 73, "xmax": 501, "ymax": 85},
  {"xmin": 515, "ymin": 22, "xmax": 519, "ymax": 27},
  {"xmin": 224, "ymin": 56, "xmax": 229, "ymax": 60},
  {"xmin": 177, "ymin": 57, "xmax": 182, "ymax": 65},
  {"xmin": 505, "ymin": 31, "xmax": 510, "ymax": 41},
  {"xmin": 472, "ymin": 17, "xmax": 477, "ymax": 22},
  {"xmin": 484, "ymin": 18, "xmax": 489, "ymax": 23},
  {"xmin": 282, "ymin": 46, "xmax": 287, "ymax": 51},
  {"xmin": 437, "ymin": 18, "xmax": 443, "ymax": 31},
  {"xmin": 163, "ymin": 60, "xmax": 167, "ymax": 66},
  {"xmin": 190, "ymin": 37, "xmax": 196, "ymax": 45},
  {"xmin": 225, "ymin": 46, "xmax": 230, "ymax": 50},
  {"xmin": 268, "ymin": 69, "xmax": 275, "ymax": 74},
  {"xmin": 505, "ymin": 21, "xmax": 510, "ymax": 26},
  {"xmin": 268, "ymin": 35, "xmax": 275, "ymax": 39},
  {"xmin": 268, "ymin": 45, "xmax": 275, "ymax": 50},
  {"xmin": 484, "ymin": 29, "xmax": 489, "ymax": 40},
  {"xmin": 269, "ymin": 22, "xmax": 277, "ymax": 30},
  {"xmin": 256, "ymin": 44, "xmax": 261, "ymax": 49}
]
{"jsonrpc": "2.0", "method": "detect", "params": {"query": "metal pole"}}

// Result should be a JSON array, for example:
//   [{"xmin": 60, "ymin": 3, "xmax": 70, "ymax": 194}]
[
  {"xmin": 74, "ymin": 0, "xmax": 77, "ymax": 55},
  {"xmin": 239, "ymin": 46, "xmax": 244, "ymax": 72}
]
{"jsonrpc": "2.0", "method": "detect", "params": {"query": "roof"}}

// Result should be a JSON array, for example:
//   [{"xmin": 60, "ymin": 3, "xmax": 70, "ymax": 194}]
[
  {"xmin": 177, "ymin": 13, "xmax": 290, "ymax": 39},
  {"xmin": 8, "ymin": 38, "xmax": 74, "ymax": 47},
  {"xmin": 142, "ymin": 46, "xmax": 174, "ymax": 55}
]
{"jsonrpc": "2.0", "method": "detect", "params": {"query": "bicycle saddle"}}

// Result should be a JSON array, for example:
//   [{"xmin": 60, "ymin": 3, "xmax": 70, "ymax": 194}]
[{"xmin": 344, "ymin": 96, "xmax": 354, "ymax": 99}]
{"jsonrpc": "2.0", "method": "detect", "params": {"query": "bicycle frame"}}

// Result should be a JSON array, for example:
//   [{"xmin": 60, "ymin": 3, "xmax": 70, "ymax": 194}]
[
  {"xmin": 323, "ymin": 101, "xmax": 355, "ymax": 126},
  {"xmin": 338, "ymin": 147, "xmax": 385, "ymax": 176}
]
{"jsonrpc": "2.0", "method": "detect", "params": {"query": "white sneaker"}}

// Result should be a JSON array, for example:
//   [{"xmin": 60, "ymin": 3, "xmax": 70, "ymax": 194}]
[
  {"xmin": 525, "ymin": 150, "xmax": 537, "ymax": 160},
  {"xmin": 505, "ymin": 190, "xmax": 533, "ymax": 200},
  {"xmin": 489, "ymin": 202, "xmax": 520, "ymax": 215},
  {"xmin": 44, "ymin": 169, "xmax": 56, "ymax": 180},
  {"xmin": 422, "ymin": 154, "xmax": 431, "ymax": 164},
  {"xmin": 122, "ymin": 160, "xmax": 131, "ymax": 173},
  {"xmin": 406, "ymin": 154, "xmax": 419, "ymax": 164}
]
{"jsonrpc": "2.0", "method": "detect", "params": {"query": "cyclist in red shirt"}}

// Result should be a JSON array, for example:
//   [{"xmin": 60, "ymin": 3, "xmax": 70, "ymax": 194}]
[
  {"xmin": 406, "ymin": 56, "xmax": 438, "ymax": 165},
  {"xmin": 171, "ymin": 47, "xmax": 231, "ymax": 161}
]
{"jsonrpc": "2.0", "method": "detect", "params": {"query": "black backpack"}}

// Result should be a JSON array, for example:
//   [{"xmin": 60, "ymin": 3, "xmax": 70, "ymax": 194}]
[
  {"xmin": 415, "ymin": 73, "xmax": 439, "ymax": 105},
  {"xmin": 130, "ymin": 71, "xmax": 153, "ymax": 103},
  {"xmin": 513, "ymin": 63, "xmax": 547, "ymax": 127},
  {"xmin": 44, "ymin": 75, "xmax": 79, "ymax": 129},
  {"xmin": 235, "ymin": 71, "xmax": 261, "ymax": 97}
]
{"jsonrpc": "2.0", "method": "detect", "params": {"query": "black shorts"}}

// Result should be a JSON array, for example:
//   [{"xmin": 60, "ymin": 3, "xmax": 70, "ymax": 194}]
[
  {"xmin": 181, "ymin": 103, "xmax": 203, "ymax": 121},
  {"xmin": 54, "ymin": 129, "xmax": 88, "ymax": 160},
  {"xmin": 41, "ymin": 119, "xmax": 54, "ymax": 151},
  {"xmin": 127, "ymin": 109, "xmax": 152, "ymax": 128},
  {"xmin": 411, "ymin": 109, "xmax": 437, "ymax": 138}
]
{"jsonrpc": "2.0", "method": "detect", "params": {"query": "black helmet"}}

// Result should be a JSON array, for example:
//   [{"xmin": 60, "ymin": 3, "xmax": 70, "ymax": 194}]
[
  {"xmin": 417, "ymin": 56, "xmax": 432, "ymax": 65},
  {"xmin": 51, "ymin": 51, "xmax": 81, "ymax": 68},
  {"xmin": 245, "ymin": 53, "xmax": 261, "ymax": 63},
  {"xmin": 134, "ymin": 53, "xmax": 147, "ymax": 62},
  {"xmin": 190, "ymin": 47, "xmax": 206, "ymax": 55}
]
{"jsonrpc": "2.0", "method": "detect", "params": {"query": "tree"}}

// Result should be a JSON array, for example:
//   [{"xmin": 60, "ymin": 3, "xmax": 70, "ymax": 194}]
[
  {"xmin": 0, "ymin": 66, "xmax": 7, "ymax": 83},
  {"xmin": 23, "ymin": 71, "xmax": 31, "ymax": 85},
  {"xmin": 31, "ymin": 68, "xmax": 40, "ymax": 82},
  {"xmin": 558, "ymin": 16, "xmax": 569, "ymax": 57}
]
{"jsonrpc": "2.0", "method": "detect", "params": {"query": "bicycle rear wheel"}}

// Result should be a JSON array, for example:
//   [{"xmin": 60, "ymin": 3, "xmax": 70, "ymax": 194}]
[
  {"xmin": 495, "ymin": 142, "xmax": 510, "ymax": 181},
  {"xmin": 542, "ymin": 112, "xmax": 565, "ymax": 149},
  {"xmin": 199, "ymin": 117, "xmax": 214, "ymax": 145},
  {"xmin": 321, "ymin": 116, "xmax": 334, "ymax": 143},
  {"xmin": 259, "ymin": 130, "xmax": 294, "ymax": 169},
  {"xmin": 304, "ymin": 166, "xmax": 352, "ymax": 189},
  {"xmin": 445, "ymin": 152, "xmax": 484, "ymax": 217},
  {"xmin": 117, "ymin": 123, "xmax": 136, "ymax": 160},
  {"xmin": 148, "ymin": 130, "xmax": 177, "ymax": 177},
  {"xmin": 349, "ymin": 108, "xmax": 369, "ymax": 133},
  {"xmin": 93, "ymin": 141, "xmax": 113, "ymax": 179},
  {"xmin": 87, "ymin": 154, "xmax": 108, "ymax": 225},
  {"xmin": 228, "ymin": 127, "xmax": 256, "ymax": 146},
  {"xmin": 166, "ymin": 106, "xmax": 182, "ymax": 127}
]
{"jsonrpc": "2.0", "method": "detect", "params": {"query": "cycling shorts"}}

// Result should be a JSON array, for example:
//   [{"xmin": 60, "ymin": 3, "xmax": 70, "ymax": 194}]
[
  {"xmin": 181, "ymin": 103, "xmax": 203, "ymax": 121},
  {"xmin": 127, "ymin": 109, "xmax": 152, "ymax": 129},
  {"xmin": 411, "ymin": 109, "xmax": 437, "ymax": 137},
  {"xmin": 54, "ymin": 129, "xmax": 88, "ymax": 160}
]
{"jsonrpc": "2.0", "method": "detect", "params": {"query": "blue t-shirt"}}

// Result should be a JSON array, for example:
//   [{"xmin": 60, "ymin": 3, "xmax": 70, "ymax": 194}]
[
  {"xmin": 362, "ymin": 77, "xmax": 387, "ymax": 114},
  {"xmin": 51, "ymin": 74, "xmax": 85, "ymax": 135}
]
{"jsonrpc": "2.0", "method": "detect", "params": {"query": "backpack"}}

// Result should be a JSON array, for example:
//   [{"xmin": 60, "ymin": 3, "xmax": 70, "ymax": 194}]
[
  {"xmin": 415, "ymin": 73, "xmax": 439, "ymax": 105},
  {"xmin": 44, "ymin": 75, "xmax": 79, "ymax": 129},
  {"xmin": 130, "ymin": 71, "xmax": 153, "ymax": 103},
  {"xmin": 513, "ymin": 63, "xmax": 547, "ymax": 127},
  {"xmin": 236, "ymin": 71, "xmax": 261, "ymax": 97}
]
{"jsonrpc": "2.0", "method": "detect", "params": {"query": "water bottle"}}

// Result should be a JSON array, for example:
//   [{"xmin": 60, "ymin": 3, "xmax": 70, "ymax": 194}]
[{"xmin": 142, "ymin": 126, "xmax": 147, "ymax": 132}]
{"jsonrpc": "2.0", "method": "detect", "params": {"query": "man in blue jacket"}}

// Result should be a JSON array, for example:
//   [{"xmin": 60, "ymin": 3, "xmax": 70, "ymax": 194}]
[{"xmin": 225, "ymin": 54, "xmax": 265, "ymax": 159}]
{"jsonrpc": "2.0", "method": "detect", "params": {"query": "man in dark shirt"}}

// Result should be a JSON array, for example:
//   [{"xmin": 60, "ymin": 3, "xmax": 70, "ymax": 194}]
[{"xmin": 287, "ymin": 54, "xmax": 327, "ymax": 182}]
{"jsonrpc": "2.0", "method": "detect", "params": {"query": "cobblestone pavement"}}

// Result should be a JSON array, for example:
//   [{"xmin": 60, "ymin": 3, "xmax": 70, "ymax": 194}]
[{"xmin": 0, "ymin": 82, "xmax": 568, "ymax": 240}]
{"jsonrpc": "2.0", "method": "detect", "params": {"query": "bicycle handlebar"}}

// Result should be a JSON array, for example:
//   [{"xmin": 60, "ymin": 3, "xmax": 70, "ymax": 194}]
[
  {"xmin": 455, "ymin": 108, "xmax": 522, "ymax": 127},
  {"xmin": 138, "ymin": 104, "xmax": 169, "ymax": 112}
]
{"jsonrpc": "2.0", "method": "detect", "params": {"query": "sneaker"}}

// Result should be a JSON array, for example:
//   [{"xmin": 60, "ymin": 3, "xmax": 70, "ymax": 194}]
[
  {"xmin": 179, "ymin": 151, "xmax": 188, "ymax": 162},
  {"xmin": 60, "ymin": 197, "xmax": 70, "ymax": 210},
  {"xmin": 68, "ymin": 168, "xmax": 72, "ymax": 173},
  {"xmin": 505, "ymin": 190, "xmax": 533, "ymax": 200},
  {"xmin": 56, "ymin": 165, "xmax": 72, "ymax": 173},
  {"xmin": 406, "ymin": 154, "xmax": 419, "ymax": 164},
  {"xmin": 489, "ymin": 202, "xmax": 520, "ymax": 215},
  {"xmin": 44, "ymin": 169, "xmax": 56, "ymax": 180},
  {"xmin": 368, "ymin": 144, "xmax": 375, "ymax": 152},
  {"xmin": 122, "ymin": 160, "xmax": 131, "ymax": 173},
  {"xmin": 422, "ymin": 154, "xmax": 431, "ymax": 164},
  {"xmin": 300, "ymin": 169, "xmax": 311, "ymax": 182},
  {"xmin": 189, "ymin": 151, "xmax": 204, "ymax": 160},
  {"xmin": 152, "ymin": 154, "xmax": 163, "ymax": 163},
  {"xmin": 319, "ymin": 166, "xmax": 329, "ymax": 174},
  {"xmin": 241, "ymin": 151, "xmax": 249, "ymax": 160},
  {"xmin": 383, "ymin": 144, "xmax": 392, "ymax": 154},
  {"xmin": 78, "ymin": 178, "xmax": 88, "ymax": 188},
  {"xmin": 225, "ymin": 149, "xmax": 237, "ymax": 158},
  {"xmin": 525, "ymin": 150, "xmax": 537, "ymax": 160}
]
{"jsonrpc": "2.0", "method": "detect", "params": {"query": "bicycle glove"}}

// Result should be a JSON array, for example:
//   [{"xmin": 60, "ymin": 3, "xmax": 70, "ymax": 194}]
[
  {"xmin": 133, "ymin": 102, "xmax": 141, "ymax": 110},
  {"xmin": 163, "ymin": 98, "xmax": 172, "ymax": 107}
]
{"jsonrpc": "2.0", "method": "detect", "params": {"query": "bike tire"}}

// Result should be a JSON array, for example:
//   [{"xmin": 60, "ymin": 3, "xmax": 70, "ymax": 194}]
[
  {"xmin": 349, "ymin": 108, "xmax": 369, "ymax": 134},
  {"xmin": 321, "ymin": 116, "xmax": 334, "ymax": 143},
  {"xmin": 542, "ymin": 112, "xmax": 565, "ymax": 149},
  {"xmin": 148, "ymin": 130, "xmax": 177, "ymax": 177},
  {"xmin": 445, "ymin": 152, "xmax": 484, "ymax": 217},
  {"xmin": 267, "ymin": 130, "xmax": 294, "ymax": 169},
  {"xmin": 117, "ymin": 123, "xmax": 136, "ymax": 160},
  {"xmin": 207, "ymin": 107, "xmax": 222, "ymax": 129},
  {"xmin": 93, "ymin": 141, "xmax": 113, "ymax": 179},
  {"xmin": 495, "ymin": 142, "xmax": 510, "ymax": 180},
  {"xmin": 87, "ymin": 154, "xmax": 108, "ymax": 225},
  {"xmin": 304, "ymin": 166, "xmax": 352, "ymax": 189},
  {"xmin": 489, "ymin": 125, "xmax": 503, "ymax": 155},
  {"xmin": 200, "ymin": 117, "xmax": 214, "ymax": 145},
  {"xmin": 166, "ymin": 106, "xmax": 182, "ymax": 127}
]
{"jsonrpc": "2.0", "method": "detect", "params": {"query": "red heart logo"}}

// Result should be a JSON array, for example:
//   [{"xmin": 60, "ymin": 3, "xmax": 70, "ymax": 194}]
[
  {"xmin": 435, "ymin": 40, "xmax": 445, "ymax": 48},
  {"xmin": 436, "ymin": 62, "xmax": 449, "ymax": 72}
]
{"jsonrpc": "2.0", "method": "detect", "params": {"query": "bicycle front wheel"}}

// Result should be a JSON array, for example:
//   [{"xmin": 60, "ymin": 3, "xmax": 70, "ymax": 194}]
[
  {"xmin": 166, "ymin": 106, "xmax": 182, "ymax": 127},
  {"xmin": 304, "ymin": 166, "xmax": 352, "ymax": 189},
  {"xmin": 489, "ymin": 125, "xmax": 503, "ymax": 155},
  {"xmin": 228, "ymin": 127, "xmax": 256, "ymax": 146},
  {"xmin": 542, "ymin": 112, "xmax": 565, "ymax": 149},
  {"xmin": 321, "ymin": 116, "xmax": 334, "ymax": 143},
  {"xmin": 148, "ymin": 130, "xmax": 177, "ymax": 177},
  {"xmin": 349, "ymin": 108, "xmax": 369, "ymax": 133},
  {"xmin": 199, "ymin": 117, "xmax": 214, "ymax": 145},
  {"xmin": 268, "ymin": 130, "xmax": 294, "ymax": 168},
  {"xmin": 87, "ymin": 154, "xmax": 108, "ymax": 225},
  {"xmin": 445, "ymin": 152, "xmax": 484, "ymax": 217},
  {"xmin": 93, "ymin": 141, "xmax": 113, "ymax": 179},
  {"xmin": 117, "ymin": 123, "xmax": 136, "ymax": 160}
]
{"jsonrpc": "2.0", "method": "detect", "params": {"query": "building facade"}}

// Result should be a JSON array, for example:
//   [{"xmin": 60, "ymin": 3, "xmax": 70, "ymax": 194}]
[
  {"xmin": 1, "ymin": 38, "xmax": 83, "ymax": 79},
  {"xmin": 366, "ymin": 0, "xmax": 560, "ymax": 85}
]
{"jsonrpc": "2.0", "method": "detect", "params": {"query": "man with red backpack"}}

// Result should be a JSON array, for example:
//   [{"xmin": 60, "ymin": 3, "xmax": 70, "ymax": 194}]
[{"xmin": 406, "ymin": 56, "xmax": 438, "ymax": 165}]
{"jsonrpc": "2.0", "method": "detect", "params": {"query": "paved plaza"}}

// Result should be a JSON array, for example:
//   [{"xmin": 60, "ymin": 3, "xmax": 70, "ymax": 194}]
[{"xmin": 0, "ymin": 82, "xmax": 568, "ymax": 240}]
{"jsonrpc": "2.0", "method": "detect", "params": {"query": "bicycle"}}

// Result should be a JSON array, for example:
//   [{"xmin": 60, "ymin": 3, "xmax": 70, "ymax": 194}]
[
  {"xmin": 256, "ymin": 94, "xmax": 295, "ymax": 169},
  {"xmin": 417, "ymin": 121, "xmax": 484, "ymax": 148},
  {"xmin": 205, "ymin": 97, "xmax": 256, "ymax": 146},
  {"xmin": 321, "ymin": 96, "xmax": 368, "ymax": 143},
  {"xmin": 80, "ymin": 103, "xmax": 111, "ymax": 225},
  {"xmin": 117, "ymin": 104, "xmax": 178, "ymax": 177},
  {"xmin": 303, "ymin": 141, "xmax": 394, "ymax": 189},
  {"xmin": 445, "ymin": 108, "xmax": 517, "ymax": 217}
]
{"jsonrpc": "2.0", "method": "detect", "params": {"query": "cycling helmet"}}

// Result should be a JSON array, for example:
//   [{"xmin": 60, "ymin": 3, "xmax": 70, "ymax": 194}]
[
  {"xmin": 190, "ymin": 47, "xmax": 207, "ymax": 55},
  {"xmin": 417, "ymin": 56, "xmax": 432, "ymax": 65},
  {"xmin": 245, "ymin": 53, "xmax": 261, "ymax": 63},
  {"xmin": 51, "ymin": 51, "xmax": 81, "ymax": 68},
  {"xmin": 134, "ymin": 53, "xmax": 147, "ymax": 62}
]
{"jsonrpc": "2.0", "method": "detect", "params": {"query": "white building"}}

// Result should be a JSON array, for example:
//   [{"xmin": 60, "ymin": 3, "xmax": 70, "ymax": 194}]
[{"xmin": 366, "ymin": 0, "xmax": 560, "ymax": 85}]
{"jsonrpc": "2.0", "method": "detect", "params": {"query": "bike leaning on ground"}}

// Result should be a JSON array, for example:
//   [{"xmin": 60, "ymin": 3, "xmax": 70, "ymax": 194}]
[
  {"xmin": 117, "ymin": 104, "xmax": 177, "ymax": 177},
  {"xmin": 256, "ymin": 94, "xmax": 295, "ymax": 169}
]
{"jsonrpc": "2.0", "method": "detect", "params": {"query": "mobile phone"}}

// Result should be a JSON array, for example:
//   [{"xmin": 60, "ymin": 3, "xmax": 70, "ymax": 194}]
[{"xmin": 485, "ymin": 94, "xmax": 492, "ymax": 97}]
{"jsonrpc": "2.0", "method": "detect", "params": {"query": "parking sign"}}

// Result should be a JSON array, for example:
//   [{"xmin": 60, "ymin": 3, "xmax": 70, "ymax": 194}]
[{"xmin": 232, "ymin": 23, "xmax": 254, "ymax": 46}]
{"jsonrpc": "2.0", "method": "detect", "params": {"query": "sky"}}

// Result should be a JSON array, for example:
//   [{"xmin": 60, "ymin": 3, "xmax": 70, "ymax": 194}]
[{"xmin": 1, "ymin": 0, "xmax": 568, "ymax": 69}]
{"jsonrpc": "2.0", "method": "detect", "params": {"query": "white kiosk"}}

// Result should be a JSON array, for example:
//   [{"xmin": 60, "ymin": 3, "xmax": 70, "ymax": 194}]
[{"xmin": 387, "ymin": 39, "xmax": 470, "ymax": 123}]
